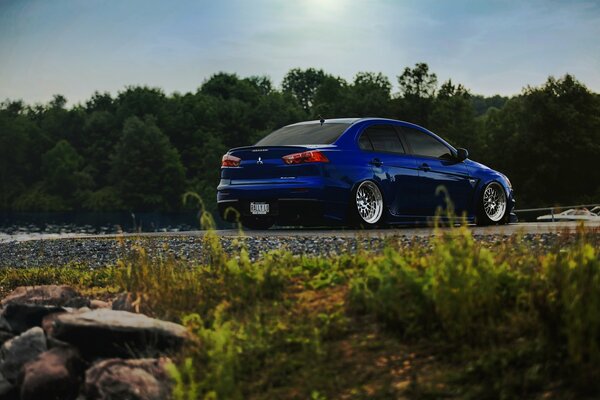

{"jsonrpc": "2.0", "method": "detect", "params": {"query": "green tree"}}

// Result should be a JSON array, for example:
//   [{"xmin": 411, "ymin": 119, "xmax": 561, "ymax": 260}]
[
  {"xmin": 42, "ymin": 140, "xmax": 92, "ymax": 204},
  {"xmin": 116, "ymin": 86, "xmax": 167, "ymax": 125},
  {"xmin": 282, "ymin": 68, "xmax": 328, "ymax": 113},
  {"xmin": 485, "ymin": 75, "xmax": 600, "ymax": 206},
  {"xmin": 312, "ymin": 76, "xmax": 350, "ymax": 118},
  {"xmin": 396, "ymin": 62, "xmax": 438, "ymax": 125},
  {"xmin": 430, "ymin": 80, "xmax": 480, "ymax": 155},
  {"xmin": 82, "ymin": 110, "xmax": 119, "ymax": 186},
  {"xmin": 0, "ymin": 105, "xmax": 41, "ymax": 209},
  {"xmin": 110, "ymin": 116, "xmax": 186, "ymax": 210},
  {"xmin": 347, "ymin": 72, "xmax": 393, "ymax": 117}
]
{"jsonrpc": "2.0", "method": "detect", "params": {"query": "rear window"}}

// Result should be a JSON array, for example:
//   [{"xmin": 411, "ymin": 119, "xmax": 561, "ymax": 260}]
[
  {"xmin": 256, "ymin": 123, "xmax": 350, "ymax": 146},
  {"xmin": 360, "ymin": 125, "xmax": 405, "ymax": 154}
]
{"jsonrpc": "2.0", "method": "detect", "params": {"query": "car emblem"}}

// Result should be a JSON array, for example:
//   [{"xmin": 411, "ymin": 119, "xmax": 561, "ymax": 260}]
[{"xmin": 257, "ymin": 157, "xmax": 263, "ymax": 165}]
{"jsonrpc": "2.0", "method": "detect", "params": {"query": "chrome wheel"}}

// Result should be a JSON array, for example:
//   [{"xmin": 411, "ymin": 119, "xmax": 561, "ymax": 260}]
[
  {"xmin": 355, "ymin": 181, "xmax": 383, "ymax": 224},
  {"xmin": 483, "ymin": 182, "xmax": 507, "ymax": 222}
]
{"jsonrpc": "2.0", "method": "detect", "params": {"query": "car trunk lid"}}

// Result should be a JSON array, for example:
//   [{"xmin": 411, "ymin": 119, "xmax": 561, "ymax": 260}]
[{"xmin": 222, "ymin": 145, "xmax": 332, "ymax": 182}]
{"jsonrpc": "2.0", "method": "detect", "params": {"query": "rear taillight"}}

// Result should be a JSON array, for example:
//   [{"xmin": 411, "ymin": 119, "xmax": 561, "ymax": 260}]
[
  {"xmin": 282, "ymin": 150, "xmax": 329, "ymax": 165},
  {"xmin": 221, "ymin": 154, "xmax": 241, "ymax": 167}
]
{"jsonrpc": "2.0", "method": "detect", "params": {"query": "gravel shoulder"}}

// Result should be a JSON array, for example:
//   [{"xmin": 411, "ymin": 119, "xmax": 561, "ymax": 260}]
[{"xmin": 1, "ymin": 222, "xmax": 598, "ymax": 269}]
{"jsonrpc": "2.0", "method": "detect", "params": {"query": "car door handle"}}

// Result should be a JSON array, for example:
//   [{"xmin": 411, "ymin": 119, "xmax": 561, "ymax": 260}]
[
  {"xmin": 418, "ymin": 163, "xmax": 431, "ymax": 172},
  {"xmin": 369, "ymin": 158, "xmax": 383, "ymax": 167}
]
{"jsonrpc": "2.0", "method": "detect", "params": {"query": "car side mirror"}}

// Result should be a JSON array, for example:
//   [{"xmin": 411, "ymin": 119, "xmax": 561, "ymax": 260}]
[{"xmin": 456, "ymin": 148, "xmax": 468, "ymax": 162}]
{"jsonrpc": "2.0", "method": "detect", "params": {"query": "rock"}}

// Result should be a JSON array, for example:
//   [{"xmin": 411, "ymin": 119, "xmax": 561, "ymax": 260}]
[
  {"xmin": 1, "ymin": 285, "xmax": 90, "ymax": 308},
  {"xmin": 90, "ymin": 300, "xmax": 110, "ymax": 310},
  {"xmin": 0, "ymin": 372, "xmax": 17, "ymax": 400},
  {"xmin": 84, "ymin": 358, "xmax": 172, "ymax": 400},
  {"xmin": 19, "ymin": 346, "xmax": 84, "ymax": 400},
  {"xmin": 0, "ymin": 332, "xmax": 14, "ymax": 348},
  {"xmin": 0, "ymin": 327, "xmax": 47, "ymax": 382},
  {"xmin": 0, "ymin": 318, "xmax": 11, "ymax": 333},
  {"xmin": 1, "ymin": 303, "xmax": 65, "ymax": 334},
  {"xmin": 51, "ymin": 309, "xmax": 189, "ymax": 359},
  {"xmin": 41, "ymin": 311, "xmax": 67, "ymax": 337}
]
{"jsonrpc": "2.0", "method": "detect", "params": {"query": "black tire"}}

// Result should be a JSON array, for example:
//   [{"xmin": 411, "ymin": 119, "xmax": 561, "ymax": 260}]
[
  {"xmin": 241, "ymin": 216, "xmax": 275, "ymax": 230},
  {"xmin": 350, "ymin": 181, "xmax": 385, "ymax": 228},
  {"xmin": 477, "ymin": 181, "xmax": 509, "ymax": 226}
]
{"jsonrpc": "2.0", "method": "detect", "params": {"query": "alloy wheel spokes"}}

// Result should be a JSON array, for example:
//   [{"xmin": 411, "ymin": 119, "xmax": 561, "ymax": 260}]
[
  {"xmin": 483, "ymin": 183, "xmax": 507, "ymax": 222},
  {"xmin": 355, "ymin": 181, "xmax": 383, "ymax": 224}
]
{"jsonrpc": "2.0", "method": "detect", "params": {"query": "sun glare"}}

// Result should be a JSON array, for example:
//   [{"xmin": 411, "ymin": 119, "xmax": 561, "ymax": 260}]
[{"xmin": 303, "ymin": 0, "xmax": 345, "ymax": 17}]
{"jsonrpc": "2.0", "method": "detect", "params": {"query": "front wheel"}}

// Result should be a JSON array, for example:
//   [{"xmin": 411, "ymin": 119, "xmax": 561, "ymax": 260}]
[
  {"xmin": 477, "ymin": 182, "xmax": 508, "ymax": 226},
  {"xmin": 241, "ymin": 216, "xmax": 274, "ymax": 230},
  {"xmin": 352, "ymin": 181, "xmax": 384, "ymax": 228}
]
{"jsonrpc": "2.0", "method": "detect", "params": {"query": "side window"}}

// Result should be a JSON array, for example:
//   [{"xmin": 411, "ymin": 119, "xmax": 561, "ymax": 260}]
[
  {"xmin": 402, "ymin": 127, "xmax": 452, "ymax": 159},
  {"xmin": 358, "ymin": 132, "xmax": 373, "ymax": 150},
  {"xmin": 361, "ymin": 125, "xmax": 405, "ymax": 154}
]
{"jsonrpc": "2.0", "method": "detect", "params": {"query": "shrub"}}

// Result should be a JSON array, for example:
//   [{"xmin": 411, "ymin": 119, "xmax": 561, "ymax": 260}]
[
  {"xmin": 537, "ymin": 237, "xmax": 600, "ymax": 388},
  {"xmin": 349, "ymin": 248, "xmax": 436, "ymax": 338}
]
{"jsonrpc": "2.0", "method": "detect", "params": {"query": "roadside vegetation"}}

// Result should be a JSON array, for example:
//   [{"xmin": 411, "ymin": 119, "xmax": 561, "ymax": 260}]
[
  {"xmin": 0, "ymin": 217, "xmax": 599, "ymax": 399},
  {"xmin": 1, "ymin": 64, "xmax": 599, "ymax": 215}
]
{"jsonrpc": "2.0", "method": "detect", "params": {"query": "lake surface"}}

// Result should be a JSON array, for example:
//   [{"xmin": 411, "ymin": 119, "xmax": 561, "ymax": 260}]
[{"xmin": 0, "ymin": 211, "xmax": 216, "ymax": 240}]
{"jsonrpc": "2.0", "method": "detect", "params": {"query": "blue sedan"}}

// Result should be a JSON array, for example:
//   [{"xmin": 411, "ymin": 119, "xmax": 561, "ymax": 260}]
[{"xmin": 217, "ymin": 118, "xmax": 515, "ymax": 229}]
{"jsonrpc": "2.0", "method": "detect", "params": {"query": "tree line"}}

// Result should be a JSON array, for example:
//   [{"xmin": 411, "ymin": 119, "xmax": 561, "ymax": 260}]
[{"xmin": 1, "ymin": 63, "xmax": 599, "ymax": 215}]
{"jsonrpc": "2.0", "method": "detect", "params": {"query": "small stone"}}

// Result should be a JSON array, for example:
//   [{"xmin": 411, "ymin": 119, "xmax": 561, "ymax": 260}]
[
  {"xmin": 84, "ymin": 358, "xmax": 172, "ymax": 400},
  {"xmin": 19, "ymin": 346, "xmax": 83, "ymax": 400},
  {"xmin": 0, "ymin": 327, "xmax": 47, "ymax": 382}
]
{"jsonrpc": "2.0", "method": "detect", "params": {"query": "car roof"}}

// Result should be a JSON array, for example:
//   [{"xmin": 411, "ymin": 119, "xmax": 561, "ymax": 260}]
[
  {"xmin": 282, "ymin": 118, "xmax": 456, "ymax": 152},
  {"xmin": 287, "ymin": 117, "xmax": 428, "ymax": 128},
  {"xmin": 286, "ymin": 118, "xmax": 362, "ymax": 126},
  {"xmin": 294, "ymin": 117, "xmax": 455, "ymax": 151}
]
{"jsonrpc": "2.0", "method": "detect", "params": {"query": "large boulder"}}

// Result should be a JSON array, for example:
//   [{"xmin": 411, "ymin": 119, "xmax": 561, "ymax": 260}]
[
  {"xmin": 84, "ymin": 358, "xmax": 172, "ymax": 400},
  {"xmin": 0, "ymin": 327, "xmax": 47, "ymax": 382},
  {"xmin": 19, "ymin": 346, "xmax": 84, "ymax": 400},
  {"xmin": 0, "ymin": 371, "xmax": 16, "ymax": 400},
  {"xmin": 1, "ymin": 303, "xmax": 65, "ymax": 334},
  {"xmin": 1, "ymin": 285, "xmax": 89, "ymax": 308},
  {"xmin": 51, "ymin": 309, "xmax": 189, "ymax": 358}
]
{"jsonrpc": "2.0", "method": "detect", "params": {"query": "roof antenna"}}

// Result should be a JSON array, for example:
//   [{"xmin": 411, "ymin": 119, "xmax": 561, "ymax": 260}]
[{"xmin": 319, "ymin": 115, "xmax": 325, "ymax": 126}]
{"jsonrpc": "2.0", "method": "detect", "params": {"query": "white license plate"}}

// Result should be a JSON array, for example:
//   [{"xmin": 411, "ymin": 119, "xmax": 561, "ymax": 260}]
[{"xmin": 250, "ymin": 202, "xmax": 269, "ymax": 215}]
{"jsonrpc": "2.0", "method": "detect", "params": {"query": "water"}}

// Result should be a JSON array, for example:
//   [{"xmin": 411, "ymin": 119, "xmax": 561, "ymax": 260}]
[{"xmin": 0, "ymin": 211, "xmax": 211, "ymax": 241}]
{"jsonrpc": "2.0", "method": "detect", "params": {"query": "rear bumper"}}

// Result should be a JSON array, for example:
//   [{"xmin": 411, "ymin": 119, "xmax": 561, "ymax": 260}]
[
  {"xmin": 217, "ymin": 178, "xmax": 332, "ymax": 224},
  {"xmin": 218, "ymin": 198, "xmax": 325, "ymax": 224}
]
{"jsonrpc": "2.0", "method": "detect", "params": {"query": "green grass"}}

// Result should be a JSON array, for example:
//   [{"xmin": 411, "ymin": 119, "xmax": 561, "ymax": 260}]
[{"xmin": 1, "ymin": 222, "xmax": 599, "ymax": 399}]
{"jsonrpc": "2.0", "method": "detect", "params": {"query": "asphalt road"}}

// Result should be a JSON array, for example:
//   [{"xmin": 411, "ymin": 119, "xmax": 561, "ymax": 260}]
[{"xmin": 2, "ymin": 221, "xmax": 597, "ymax": 243}]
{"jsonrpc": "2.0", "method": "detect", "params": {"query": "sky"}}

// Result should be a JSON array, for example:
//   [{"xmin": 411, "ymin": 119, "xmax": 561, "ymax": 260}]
[{"xmin": 0, "ymin": 0, "xmax": 599, "ymax": 104}]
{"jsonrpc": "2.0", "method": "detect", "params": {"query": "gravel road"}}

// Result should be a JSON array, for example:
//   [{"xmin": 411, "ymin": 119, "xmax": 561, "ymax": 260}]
[{"xmin": 0, "ymin": 222, "xmax": 597, "ymax": 268}]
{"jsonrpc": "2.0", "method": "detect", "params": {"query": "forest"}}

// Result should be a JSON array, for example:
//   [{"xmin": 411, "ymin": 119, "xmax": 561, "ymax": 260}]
[{"xmin": 1, "ymin": 63, "xmax": 599, "ymax": 215}]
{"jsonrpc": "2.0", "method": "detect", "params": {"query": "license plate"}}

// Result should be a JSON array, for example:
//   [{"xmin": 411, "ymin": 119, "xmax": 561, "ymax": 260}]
[{"xmin": 250, "ymin": 202, "xmax": 269, "ymax": 215}]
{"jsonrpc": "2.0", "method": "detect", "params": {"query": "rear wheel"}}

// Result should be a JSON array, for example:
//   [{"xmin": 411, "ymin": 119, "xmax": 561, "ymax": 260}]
[
  {"xmin": 241, "ymin": 216, "xmax": 274, "ymax": 230},
  {"xmin": 352, "ymin": 181, "xmax": 384, "ymax": 228},
  {"xmin": 477, "ymin": 182, "xmax": 508, "ymax": 225}
]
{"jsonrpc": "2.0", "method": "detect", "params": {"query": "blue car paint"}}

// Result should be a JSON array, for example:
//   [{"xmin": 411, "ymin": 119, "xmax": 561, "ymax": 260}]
[{"xmin": 217, "ymin": 118, "xmax": 515, "ymax": 225}]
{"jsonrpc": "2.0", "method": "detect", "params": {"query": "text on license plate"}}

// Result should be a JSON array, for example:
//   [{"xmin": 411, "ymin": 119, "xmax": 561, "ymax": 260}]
[{"xmin": 250, "ymin": 202, "xmax": 269, "ymax": 215}]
